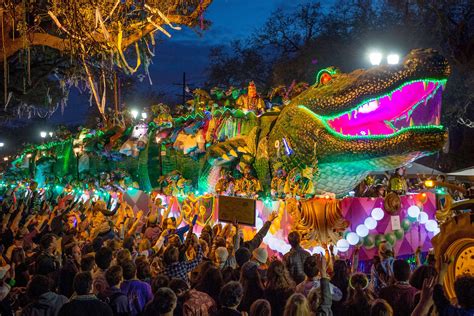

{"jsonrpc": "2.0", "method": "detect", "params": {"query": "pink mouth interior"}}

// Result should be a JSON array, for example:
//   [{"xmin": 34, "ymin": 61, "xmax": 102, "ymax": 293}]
[{"xmin": 326, "ymin": 81, "xmax": 442, "ymax": 136}]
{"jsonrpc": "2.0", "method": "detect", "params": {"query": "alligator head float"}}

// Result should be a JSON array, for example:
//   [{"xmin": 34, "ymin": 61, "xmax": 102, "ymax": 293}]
[{"xmin": 202, "ymin": 49, "xmax": 449, "ymax": 196}]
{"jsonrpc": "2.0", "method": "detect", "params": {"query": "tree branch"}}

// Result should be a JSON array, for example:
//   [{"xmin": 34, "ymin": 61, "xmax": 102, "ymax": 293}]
[{"xmin": 0, "ymin": 0, "xmax": 213, "ymax": 61}]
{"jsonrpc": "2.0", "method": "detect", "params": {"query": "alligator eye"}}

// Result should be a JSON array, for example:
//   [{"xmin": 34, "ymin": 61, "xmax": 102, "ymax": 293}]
[{"xmin": 320, "ymin": 72, "xmax": 332, "ymax": 85}]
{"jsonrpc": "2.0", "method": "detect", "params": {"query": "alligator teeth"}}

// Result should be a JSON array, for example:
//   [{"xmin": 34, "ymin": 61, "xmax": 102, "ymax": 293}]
[
  {"xmin": 424, "ymin": 98, "xmax": 429, "ymax": 106},
  {"xmin": 422, "ymin": 81, "xmax": 428, "ymax": 91},
  {"xmin": 229, "ymin": 149, "xmax": 238, "ymax": 157}
]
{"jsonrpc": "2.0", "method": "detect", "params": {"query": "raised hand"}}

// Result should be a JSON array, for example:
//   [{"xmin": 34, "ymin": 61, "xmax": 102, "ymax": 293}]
[
  {"xmin": 268, "ymin": 211, "xmax": 278, "ymax": 222},
  {"xmin": 438, "ymin": 255, "xmax": 451, "ymax": 285},
  {"xmin": 420, "ymin": 276, "xmax": 436, "ymax": 303}
]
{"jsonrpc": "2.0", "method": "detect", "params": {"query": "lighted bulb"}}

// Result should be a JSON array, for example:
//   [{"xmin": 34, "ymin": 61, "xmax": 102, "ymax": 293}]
[
  {"xmin": 336, "ymin": 239, "xmax": 350, "ymax": 252},
  {"xmin": 130, "ymin": 109, "xmax": 139, "ymax": 119},
  {"xmin": 419, "ymin": 212, "xmax": 429, "ymax": 224},
  {"xmin": 425, "ymin": 220, "xmax": 438, "ymax": 232},
  {"xmin": 356, "ymin": 224, "xmax": 369, "ymax": 237},
  {"xmin": 407, "ymin": 205, "xmax": 421, "ymax": 218},
  {"xmin": 346, "ymin": 232, "xmax": 360, "ymax": 245},
  {"xmin": 364, "ymin": 217, "xmax": 377, "ymax": 230},
  {"xmin": 371, "ymin": 207, "xmax": 385, "ymax": 221}
]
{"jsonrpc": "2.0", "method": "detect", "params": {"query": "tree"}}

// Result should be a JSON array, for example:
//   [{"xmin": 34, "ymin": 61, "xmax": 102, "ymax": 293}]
[
  {"xmin": 206, "ymin": 41, "xmax": 271, "ymax": 90},
  {"xmin": 0, "ymin": 0, "xmax": 213, "ymax": 121}
]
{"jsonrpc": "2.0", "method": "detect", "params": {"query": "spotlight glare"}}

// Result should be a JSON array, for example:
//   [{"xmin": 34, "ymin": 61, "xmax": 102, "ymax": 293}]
[
  {"xmin": 387, "ymin": 54, "xmax": 400, "ymax": 65},
  {"xmin": 130, "ymin": 109, "xmax": 139, "ymax": 119},
  {"xmin": 369, "ymin": 51, "xmax": 383, "ymax": 65}
]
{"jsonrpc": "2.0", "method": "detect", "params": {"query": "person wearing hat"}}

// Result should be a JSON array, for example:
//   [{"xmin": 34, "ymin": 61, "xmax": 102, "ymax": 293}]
[{"xmin": 252, "ymin": 247, "xmax": 269, "ymax": 281}]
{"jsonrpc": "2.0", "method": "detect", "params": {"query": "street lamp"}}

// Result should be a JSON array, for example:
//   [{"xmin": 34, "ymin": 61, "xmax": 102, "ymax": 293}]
[
  {"xmin": 40, "ymin": 131, "xmax": 47, "ymax": 138},
  {"xmin": 387, "ymin": 54, "xmax": 400, "ymax": 65},
  {"xmin": 131, "ymin": 109, "xmax": 139, "ymax": 119},
  {"xmin": 369, "ymin": 51, "xmax": 383, "ymax": 66},
  {"xmin": 141, "ymin": 112, "xmax": 147, "ymax": 119},
  {"xmin": 3, "ymin": 157, "xmax": 8, "ymax": 161},
  {"xmin": 0, "ymin": 142, "xmax": 4, "ymax": 147},
  {"xmin": 48, "ymin": 132, "xmax": 53, "ymax": 138}
]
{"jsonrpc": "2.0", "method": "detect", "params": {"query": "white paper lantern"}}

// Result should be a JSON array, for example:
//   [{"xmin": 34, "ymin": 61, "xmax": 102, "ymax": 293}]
[
  {"xmin": 433, "ymin": 227, "xmax": 441, "ymax": 236},
  {"xmin": 336, "ymin": 239, "xmax": 350, "ymax": 252},
  {"xmin": 371, "ymin": 208, "xmax": 385, "ymax": 221},
  {"xmin": 313, "ymin": 246, "xmax": 326, "ymax": 255},
  {"xmin": 356, "ymin": 224, "xmax": 369, "ymax": 237},
  {"xmin": 419, "ymin": 212, "xmax": 429, "ymax": 224},
  {"xmin": 407, "ymin": 205, "xmax": 421, "ymax": 218},
  {"xmin": 364, "ymin": 217, "xmax": 377, "ymax": 230},
  {"xmin": 425, "ymin": 220, "xmax": 438, "ymax": 232},
  {"xmin": 346, "ymin": 232, "xmax": 360, "ymax": 245}
]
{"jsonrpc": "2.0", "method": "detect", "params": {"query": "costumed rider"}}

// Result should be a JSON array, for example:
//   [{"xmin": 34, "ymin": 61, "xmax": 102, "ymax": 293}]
[
  {"xmin": 234, "ymin": 165, "xmax": 262, "ymax": 199},
  {"xmin": 215, "ymin": 169, "xmax": 235, "ymax": 196},
  {"xmin": 235, "ymin": 81, "xmax": 265, "ymax": 114},
  {"xmin": 284, "ymin": 167, "xmax": 315, "ymax": 198},
  {"xmin": 271, "ymin": 167, "xmax": 287, "ymax": 199},
  {"xmin": 389, "ymin": 167, "xmax": 408, "ymax": 195}
]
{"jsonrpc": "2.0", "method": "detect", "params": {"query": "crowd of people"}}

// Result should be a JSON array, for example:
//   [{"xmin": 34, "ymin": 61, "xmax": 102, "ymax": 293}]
[{"xmin": 0, "ymin": 191, "xmax": 473, "ymax": 316}]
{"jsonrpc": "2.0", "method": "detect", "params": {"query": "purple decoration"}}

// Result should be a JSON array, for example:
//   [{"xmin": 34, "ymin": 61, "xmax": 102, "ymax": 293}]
[
  {"xmin": 340, "ymin": 193, "xmax": 437, "ymax": 260},
  {"xmin": 327, "ymin": 81, "xmax": 443, "ymax": 136}
]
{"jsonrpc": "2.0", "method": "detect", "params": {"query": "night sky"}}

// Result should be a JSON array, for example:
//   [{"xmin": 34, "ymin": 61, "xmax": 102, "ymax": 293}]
[{"xmin": 50, "ymin": 0, "xmax": 325, "ymax": 125}]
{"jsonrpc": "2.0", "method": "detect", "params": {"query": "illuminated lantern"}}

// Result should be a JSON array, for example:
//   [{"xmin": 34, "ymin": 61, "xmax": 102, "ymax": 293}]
[
  {"xmin": 408, "ymin": 205, "xmax": 421, "ymax": 218},
  {"xmin": 336, "ymin": 239, "xmax": 350, "ymax": 252},
  {"xmin": 371, "ymin": 208, "xmax": 385, "ymax": 221},
  {"xmin": 364, "ymin": 217, "xmax": 377, "ymax": 230},
  {"xmin": 356, "ymin": 224, "xmax": 369, "ymax": 237},
  {"xmin": 425, "ymin": 220, "xmax": 438, "ymax": 232},
  {"xmin": 419, "ymin": 212, "xmax": 429, "ymax": 224},
  {"xmin": 346, "ymin": 232, "xmax": 360, "ymax": 245}
]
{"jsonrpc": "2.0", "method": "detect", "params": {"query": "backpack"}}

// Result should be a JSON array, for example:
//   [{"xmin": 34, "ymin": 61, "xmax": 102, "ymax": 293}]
[{"xmin": 98, "ymin": 292, "xmax": 130, "ymax": 316}]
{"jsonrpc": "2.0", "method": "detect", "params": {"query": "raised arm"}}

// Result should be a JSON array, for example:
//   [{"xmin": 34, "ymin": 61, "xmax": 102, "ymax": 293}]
[{"xmin": 411, "ymin": 277, "xmax": 435, "ymax": 316}]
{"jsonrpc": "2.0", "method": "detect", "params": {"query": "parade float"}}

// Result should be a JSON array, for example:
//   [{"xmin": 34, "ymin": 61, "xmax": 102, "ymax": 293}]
[{"xmin": 3, "ymin": 48, "xmax": 470, "ymax": 263}]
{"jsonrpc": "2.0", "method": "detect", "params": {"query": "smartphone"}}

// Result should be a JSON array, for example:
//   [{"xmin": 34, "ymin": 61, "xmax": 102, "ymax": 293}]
[{"xmin": 192, "ymin": 214, "xmax": 198, "ymax": 226}]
